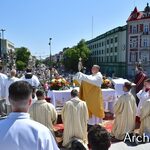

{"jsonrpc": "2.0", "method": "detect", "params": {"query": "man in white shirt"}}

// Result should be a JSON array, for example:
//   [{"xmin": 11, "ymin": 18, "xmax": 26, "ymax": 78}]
[
  {"xmin": 0, "ymin": 66, "xmax": 7, "ymax": 116},
  {"xmin": 5, "ymin": 69, "xmax": 19, "ymax": 114},
  {"xmin": 0, "ymin": 81, "xmax": 59, "ymax": 150},
  {"xmin": 21, "ymin": 68, "xmax": 40, "ymax": 88},
  {"xmin": 0, "ymin": 66, "xmax": 7, "ymax": 98}
]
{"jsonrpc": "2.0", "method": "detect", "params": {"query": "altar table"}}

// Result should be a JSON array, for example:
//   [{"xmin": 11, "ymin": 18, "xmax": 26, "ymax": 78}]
[{"xmin": 48, "ymin": 88, "xmax": 116, "ymax": 113}]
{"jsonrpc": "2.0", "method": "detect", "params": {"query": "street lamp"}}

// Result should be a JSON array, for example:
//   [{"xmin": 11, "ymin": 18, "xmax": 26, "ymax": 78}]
[
  {"xmin": 49, "ymin": 38, "xmax": 52, "ymax": 66},
  {"xmin": 0, "ymin": 29, "xmax": 6, "ymax": 39},
  {"xmin": 0, "ymin": 29, "xmax": 6, "ymax": 61}
]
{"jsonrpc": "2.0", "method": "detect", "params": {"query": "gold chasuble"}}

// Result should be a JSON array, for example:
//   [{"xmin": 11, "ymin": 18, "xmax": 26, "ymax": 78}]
[{"xmin": 79, "ymin": 81, "xmax": 105, "ymax": 118}]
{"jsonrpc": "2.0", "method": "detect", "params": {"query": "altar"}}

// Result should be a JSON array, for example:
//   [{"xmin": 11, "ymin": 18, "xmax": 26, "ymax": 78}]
[{"xmin": 47, "ymin": 88, "xmax": 116, "ymax": 113}]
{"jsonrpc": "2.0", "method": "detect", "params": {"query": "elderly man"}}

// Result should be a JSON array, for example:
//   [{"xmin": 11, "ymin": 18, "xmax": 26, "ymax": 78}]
[
  {"xmin": 29, "ymin": 90, "xmax": 57, "ymax": 133},
  {"xmin": 74, "ymin": 64, "xmax": 104, "ymax": 125},
  {"xmin": 62, "ymin": 89, "xmax": 89, "ymax": 149},
  {"xmin": 5, "ymin": 69, "xmax": 19, "ymax": 114},
  {"xmin": 0, "ymin": 81, "xmax": 59, "ymax": 150}
]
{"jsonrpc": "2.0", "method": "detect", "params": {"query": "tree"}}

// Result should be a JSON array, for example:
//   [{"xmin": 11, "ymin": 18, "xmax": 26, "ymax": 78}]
[
  {"xmin": 16, "ymin": 60, "xmax": 26, "ymax": 70},
  {"xmin": 15, "ymin": 47, "xmax": 31, "ymax": 70},
  {"xmin": 63, "ymin": 39, "xmax": 90, "ymax": 72}
]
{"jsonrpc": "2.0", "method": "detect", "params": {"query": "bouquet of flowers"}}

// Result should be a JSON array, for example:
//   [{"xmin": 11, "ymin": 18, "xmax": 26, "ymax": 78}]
[
  {"xmin": 50, "ymin": 77, "xmax": 70, "ymax": 90},
  {"xmin": 101, "ymin": 76, "xmax": 112, "ymax": 89}
]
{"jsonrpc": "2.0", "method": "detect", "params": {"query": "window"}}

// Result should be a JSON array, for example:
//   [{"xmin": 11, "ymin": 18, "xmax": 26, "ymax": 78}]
[
  {"xmin": 130, "ymin": 52, "xmax": 137, "ymax": 62},
  {"xmin": 107, "ymin": 39, "xmax": 109, "ymax": 45},
  {"xmin": 114, "ymin": 56, "xmax": 117, "ymax": 62},
  {"xmin": 102, "ymin": 42, "xmax": 104, "ymax": 46},
  {"xmin": 99, "ymin": 43, "xmax": 101, "ymax": 47},
  {"xmin": 110, "ymin": 47, "xmax": 113, "ymax": 53},
  {"xmin": 111, "ymin": 38, "xmax": 113, "ymax": 43},
  {"xmin": 110, "ymin": 56, "xmax": 113, "ymax": 62},
  {"xmin": 107, "ymin": 56, "xmax": 109, "ymax": 62},
  {"xmin": 115, "ymin": 47, "xmax": 117, "ymax": 52},
  {"xmin": 144, "ymin": 24, "xmax": 149, "ymax": 33},
  {"xmin": 143, "ymin": 39, "xmax": 148, "ymax": 47},
  {"xmin": 107, "ymin": 48, "xmax": 109, "ymax": 53},
  {"xmin": 130, "ymin": 38, "xmax": 138, "ymax": 48},
  {"xmin": 133, "ymin": 26, "xmax": 137, "ymax": 34},
  {"xmin": 115, "ymin": 37, "xmax": 118, "ymax": 43}
]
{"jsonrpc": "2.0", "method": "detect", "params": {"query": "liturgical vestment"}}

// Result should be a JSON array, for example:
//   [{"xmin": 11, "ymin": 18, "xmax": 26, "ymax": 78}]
[
  {"xmin": 74, "ymin": 72, "xmax": 105, "ymax": 125},
  {"xmin": 140, "ymin": 99, "xmax": 150, "ymax": 135},
  {"xmin": 62, "ymin": 97, "xmax": 89, "ymax": 147},
  {"xmin": 111, "ymin": 92, "xmax": 137, "ymax": 140},
  {"xmin": 29, "ymin": 100, "xmax": 57, "ymax": 132}
]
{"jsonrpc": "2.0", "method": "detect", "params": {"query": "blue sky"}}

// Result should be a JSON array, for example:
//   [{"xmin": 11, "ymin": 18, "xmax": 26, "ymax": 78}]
[{"xmin": 0, "ymin": 0, "xmax": 149, "ymax": 58}]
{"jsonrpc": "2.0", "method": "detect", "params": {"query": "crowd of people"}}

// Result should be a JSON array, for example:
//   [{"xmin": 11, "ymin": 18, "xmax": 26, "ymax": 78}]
[{"xmin": 0, "ymin": 64, "xmax": 150, "ymax": 150}]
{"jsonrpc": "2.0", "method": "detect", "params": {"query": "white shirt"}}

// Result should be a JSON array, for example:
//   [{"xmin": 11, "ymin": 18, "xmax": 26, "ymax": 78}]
[
  {"xmin": 74, "ymin": 72, "xmax": 103, "ymax": 87},
  {"xmin": 0, "ymin": 73, "xmax": 7, "ymax": 98},
  {"xmin": 21, "ymin": 74, "xmax": 40, "ymax": 87},
  {"xmin": 0, "ymin": 112, "xmax": 59, "ymax": 150},
  {"xmin": 5, "ymin": 77, "xmax": 19, "ymax": 105}
]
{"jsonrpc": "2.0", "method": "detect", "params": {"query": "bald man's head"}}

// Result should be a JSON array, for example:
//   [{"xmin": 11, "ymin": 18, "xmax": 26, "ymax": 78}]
[{"xmin": 10, "ymin": 69, "xmax": 17, "ymax": 77}]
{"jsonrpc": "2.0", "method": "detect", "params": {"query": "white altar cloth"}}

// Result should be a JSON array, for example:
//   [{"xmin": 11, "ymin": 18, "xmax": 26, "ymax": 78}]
[{"xmin": 47, "ymin": 88, "xmax": 116, "ymax": 113}]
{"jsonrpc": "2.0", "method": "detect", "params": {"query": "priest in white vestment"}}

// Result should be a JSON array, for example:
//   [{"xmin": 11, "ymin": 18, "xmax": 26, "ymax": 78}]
[
  {"xmin": 20, "ymin": 68, "xmax": 40, "ymax": 88},
  {"xmin": 111, "ymin": 82, "xmax": 137, "ymax": 140},
  {"xmin": 62, "ymin": 89, "xmax": 89, "ymax": 148},
  {"xmin": 0, "ymin": 81, "xmax": 59, "ymax": 150},
  {"xmin": 74, "ymin": 65, "xmax": 104, "ymax": 125},
  {"xmin": 139, "ymin": 92, "xmax": 150, "ymax": 136},
  {"xmin": 136, "ymin": 79, "xmax": 150, "ymax": 117},
  {"xmin": 5, "ymin": 69, "xmax": 19, "ymax": 114},
  {"xmin": 29, "ymin": 90, "xmax": 57, "ymax": 133}
]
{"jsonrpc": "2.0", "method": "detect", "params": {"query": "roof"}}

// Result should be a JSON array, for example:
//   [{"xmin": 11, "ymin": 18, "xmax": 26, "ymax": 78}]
[
  {"xmin": 86, "ymin": 25, "xmax": 127, "ymax": 44},
  {"xmin": 127, "ymin": 4, "xmax": 150, "ymax": 22}
]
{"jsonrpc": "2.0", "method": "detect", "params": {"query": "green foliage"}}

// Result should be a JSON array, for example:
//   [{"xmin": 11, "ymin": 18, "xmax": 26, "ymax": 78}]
[
  {"xmin": 63, "ymin": 39, "xmax": 90, "ymax": 71},
  {"xmin": 15, "ymin": 47, "xmax": 31, "ymax": 70},
  {"xmin": 16, "ymin": 60, "xmax": 26, "ymax": 70}
]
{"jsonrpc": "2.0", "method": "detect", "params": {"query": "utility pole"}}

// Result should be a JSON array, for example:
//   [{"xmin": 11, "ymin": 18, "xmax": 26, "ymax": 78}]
[{"xmin": 49, "ymin": 38, "xmax": 52, "ymax": 66}]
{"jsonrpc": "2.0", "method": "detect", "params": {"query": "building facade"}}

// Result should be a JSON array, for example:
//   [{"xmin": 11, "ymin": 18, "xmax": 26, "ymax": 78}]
[
  {"xmin": 0, "ymin": 39, "xmax": 15, "ymax": 69},
  {"xmin": 87, "ymin": 25, "xmax": 127, "ymax": 77},
  {"xmin": 127, "ymin": 3, "xmax": 150, "ymax": 76},
  {"xmin": 0, "ymin": 39, "xmax": 15, "ymax": 57}
]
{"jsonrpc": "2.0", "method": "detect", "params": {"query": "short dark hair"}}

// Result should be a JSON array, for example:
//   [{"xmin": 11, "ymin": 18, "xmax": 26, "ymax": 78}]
[
  {"xmin": 88, "ymin": 125, "xmax": 111, "ymax": 150},
  {"xmin": 71, "ymin": 139, "xmax": 86, "ymax": 150},
  {"xmin": 26, "ymin": 68, "xmax": 32, "ymax": 73},
  {"xmin": 124, "ymin": 82, "xmax": 132, "ymax": 91},
  {"xmin": 9, "ymin": 81, "xmax": 33, "ymax": 102},
  {"xmin": 36, "ymin": 90, "xmax": 45, "ymax": 98},
  {"xmin": 71, "ymin": 89, "xmax": 78, "ymax": 97}
]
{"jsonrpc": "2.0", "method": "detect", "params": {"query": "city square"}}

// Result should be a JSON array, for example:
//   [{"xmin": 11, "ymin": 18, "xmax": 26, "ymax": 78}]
[{"xmin": 0, "ymin": 1, "xmax": 150, "ymax": 150}]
